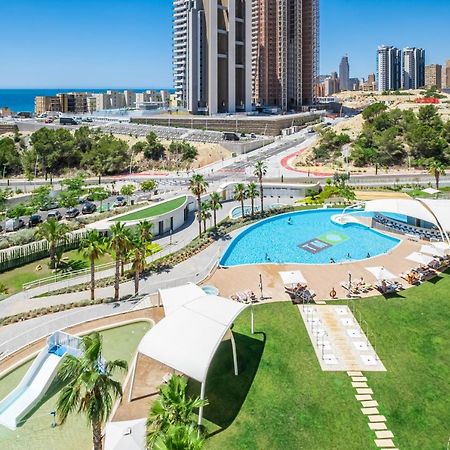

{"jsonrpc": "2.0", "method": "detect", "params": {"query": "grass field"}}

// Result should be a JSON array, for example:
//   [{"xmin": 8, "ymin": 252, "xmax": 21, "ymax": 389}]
[
  {"xmin": 0, "ymin": 249, "xmax": 113, "ymax": 295},
  {"xmin": 201, "ymin": 272, "xmax": 450, "ymax": 450},
  {"xmin": 112, "ymin": 196, "xmax": 187, "ymax": 222}
]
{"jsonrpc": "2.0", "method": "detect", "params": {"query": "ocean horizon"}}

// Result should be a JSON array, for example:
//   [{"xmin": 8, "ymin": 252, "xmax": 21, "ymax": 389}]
[{"xmin": 0, "ymin": 88, "xmax": 173, "ymax": 113}]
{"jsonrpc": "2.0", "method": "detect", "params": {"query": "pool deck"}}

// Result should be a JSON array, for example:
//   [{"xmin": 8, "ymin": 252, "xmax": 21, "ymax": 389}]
[{"xmin": 205, "ymin": 233, "xmax": 425, "ymax": 302}]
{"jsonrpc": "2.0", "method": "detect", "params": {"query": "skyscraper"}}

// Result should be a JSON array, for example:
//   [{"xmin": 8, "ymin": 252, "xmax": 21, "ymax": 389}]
[
  {"xmin": 445, "ymin": 60, "xmax": 450, "ymax": 89},
  {"xmin": 252, "ymin": 0, "xmax": 320, "ymax": 110},
  {"xmin": 402, "ymin": 47, "xmax": 425, "ymax": 89},
  {"xmin": 339, "ymin": 56, "xmax": 350, "ymax": 91},
  {"xmin": 173, "ymin": 0, "xmax": 253, "ymax": 115},
  {"xmin": 425, "ymin": 64, "xmax": 443, "ymax": 89},
  {"xmin": 377, "ymin": 45, "xmax": 401, "ymax": 91}
]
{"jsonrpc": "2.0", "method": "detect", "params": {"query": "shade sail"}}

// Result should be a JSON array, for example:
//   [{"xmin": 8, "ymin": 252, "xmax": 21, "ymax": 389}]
[
  {"xmin": 279, "ymin": 271, "xmax": 307, "ymax": 286},
  {"xmin": 420, "ymin": 245, "xmax": 446, "ymax": 258},
  {"xmin": 365, "ymin": 266, "xmax": 397, "ymax": 281},
  {"xmin": 158, "ymin": 283, "xmax": 205, "ymax": 316},
  {"xmin": 422, "ymin": 188, "xmax": 440, "ymax": 195},
  {"xmin": 406, "ymin": 252, "xmax": 435, "ymax": 265},
  {"xmin": 104, "ymin": 419, "xmax": 146, "ymax": 450},
  {"xmin": 138, "ymin": 292, "xmax": 248, "ymax": 383}
]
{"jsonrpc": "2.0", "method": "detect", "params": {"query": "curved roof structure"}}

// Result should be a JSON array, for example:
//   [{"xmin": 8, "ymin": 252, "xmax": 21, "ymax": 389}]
[
  {"xmin": 365, "ymin": 199, "xmax": 450, "ymax": 234},
  {"xmin": 138, "ymin": 286, "xmax": 248, "ymax": 383}
]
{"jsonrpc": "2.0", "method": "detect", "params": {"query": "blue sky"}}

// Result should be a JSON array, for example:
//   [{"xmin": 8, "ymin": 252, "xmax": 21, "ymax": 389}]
[{"xmin": 0, "ymin": 0, "xmax": 449, "ymax": 88}]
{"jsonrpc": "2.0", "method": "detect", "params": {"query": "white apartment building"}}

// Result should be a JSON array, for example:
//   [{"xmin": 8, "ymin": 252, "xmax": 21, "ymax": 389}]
[
  {"xmin": 173, "ymin": 0, "xmax": 189, "ymax": 107},
  {"xmin": 377, "ymin": 45, "xmax": 401, "ymax": 91},
  {"xmin": 402, "ymin": 47, "xmax": 425, "ymax": 90}
]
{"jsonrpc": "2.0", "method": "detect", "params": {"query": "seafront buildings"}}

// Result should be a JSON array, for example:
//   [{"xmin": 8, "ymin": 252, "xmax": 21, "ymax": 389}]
[
  {"xmin": 402, "ymin": 47, "xmax": 425, "ymax": 89},
  {"xmin": 377, "ymin": 45, "xmax": 401, "ymax": 91},
  {"xmin": 173, "ymin": 0, "xmax": 319, "ymax": 114},
  {"xmin": 425, "ymin": 64, "xmax": 443, "ymax": 89}
]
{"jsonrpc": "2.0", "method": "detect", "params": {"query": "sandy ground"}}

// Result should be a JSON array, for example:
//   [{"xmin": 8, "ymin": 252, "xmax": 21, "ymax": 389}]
[{"xmin": 354, "ymin": 190, "xmax": 411, "ymax": 201}]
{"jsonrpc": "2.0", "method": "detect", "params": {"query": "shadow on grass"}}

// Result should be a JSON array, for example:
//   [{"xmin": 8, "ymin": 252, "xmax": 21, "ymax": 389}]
[{"xmin": 188, "ymin": 331, "xmax": 265, "ymax": 435}]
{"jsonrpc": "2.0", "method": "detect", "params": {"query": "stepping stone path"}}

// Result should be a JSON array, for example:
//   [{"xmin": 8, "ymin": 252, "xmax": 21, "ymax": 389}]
[{"xmin": 347, "ymin": 371, "xmax": 398, "ymax": 449}]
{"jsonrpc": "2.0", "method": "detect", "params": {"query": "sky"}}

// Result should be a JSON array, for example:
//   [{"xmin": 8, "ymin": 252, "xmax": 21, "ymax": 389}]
[{"xmin": 0, "ymin": 0, "xmax": 449, "ymax": 88}]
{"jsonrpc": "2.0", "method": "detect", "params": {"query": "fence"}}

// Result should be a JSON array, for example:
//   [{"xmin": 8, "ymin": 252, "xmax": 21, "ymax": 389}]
[{"xmin": 0, "ymin": 230, "xmax": 87, "ymax": 273}]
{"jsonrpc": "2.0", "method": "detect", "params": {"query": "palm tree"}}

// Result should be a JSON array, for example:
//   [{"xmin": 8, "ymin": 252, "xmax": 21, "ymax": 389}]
[
  {"xmin": 253, "ymin": 160, "xmax": 267, "ymax": 214},
  {"xmin": 200, "ymin": 201, "xmax": 211, "ymax": 233},
  {"xmin": 137, "ymin": 220, "xmax": 153, "ymax": 242},
  {"xmin": 129, "ymin": 238, "xmax": 147, "ymax": 295},
  {"xmin": 78, "ymin": 230, "xmax": 105, "ymax": 301},
  {"xmin": 209, "ymin": 192, "xmax": 222, "ymax": 229},
  {"xmin": 233, "ymin": 183, "xmax": 247, "ymax": 219},
  {"xmin": 428, "ymin": 160, "xmax": 446, "ymax": 189},
  {"xmin": 189, "ymin": 174, "xmax": 209, "ymax": 237},
  {"xmin": 153, "ymin": 424, "xmax": 204, "ymax": 450},
  {"xmin": 246, "ymin": 182, "xmax": 259, "ymax": 217},
  {"xmin": 146, "ymin": 375, "xmax": 208, "ymax": 448},
  {"xmin": 109, "ymin": 223, "xmax": 132, "ymax": 301},
  {"xmin": 56, "ymin": 332, "xmax": 127, "ymax": 450},
  {"xmin": 35, "ymin": 219, "xmax": 69, "ymax": 269}
]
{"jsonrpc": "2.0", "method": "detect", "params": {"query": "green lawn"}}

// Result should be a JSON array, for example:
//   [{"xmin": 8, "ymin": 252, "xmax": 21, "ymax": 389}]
[
  {"xmin": 200, "ymin": 273, "xmax": 450, "ymax": 450},
  {"xmin": 112, "ymin": 196, "xmax": 187, "ymax": 222},
  {"xmin": 0, "ymin": 249, "xmax": 113, "ymax": 295}
]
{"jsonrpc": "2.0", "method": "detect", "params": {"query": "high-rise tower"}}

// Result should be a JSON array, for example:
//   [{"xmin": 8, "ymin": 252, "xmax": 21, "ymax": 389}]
[
  {"xmin": 339, "ymin": 56, "xmax": 350, "ymax": 91},
  {"xmin": 402, "ymin": 47, "xmax": 425, "ymax": 89},
  {"xmin": 377, "ymin": 45, "xmax": 401, "ymax": 91}
]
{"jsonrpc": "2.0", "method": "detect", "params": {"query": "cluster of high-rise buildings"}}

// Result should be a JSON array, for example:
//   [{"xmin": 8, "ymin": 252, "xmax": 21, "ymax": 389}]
[
  {"xmin": 35, "ymin": 90, "xmax": 172, "ymax": 116},
  {"xmin": 173, "ymin": 0, "xmax": 320, "ymax": 115}
]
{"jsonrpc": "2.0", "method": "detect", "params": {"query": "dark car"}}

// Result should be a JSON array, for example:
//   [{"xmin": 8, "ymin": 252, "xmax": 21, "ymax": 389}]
[
  {"xmin": 28, "ymin": 214, "xmax": 43, "ymax": 228},
  {"xmin": 82, "ymin": 202, "xmax": 97, "ymax": 214},
  {"xmin": 40, "ymin": 201, "xmax": 59, "ymax": 211},
  {"xmin": 65, "ymin": 207, "xmax": 80, "ymax": 219},
  {"xmin": 47, "ymin": 210, "xmax": 62, "ymax": 221},
  {"xmin": 112, "ymin": 196, "xmax": 127, "ymax": 208}
]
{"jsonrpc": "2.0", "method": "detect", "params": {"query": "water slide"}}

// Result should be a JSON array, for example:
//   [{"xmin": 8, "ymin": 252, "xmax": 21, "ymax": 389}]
[{"xmin": 0, "ymin": 332, "xmax": 80, "ymax": 430}]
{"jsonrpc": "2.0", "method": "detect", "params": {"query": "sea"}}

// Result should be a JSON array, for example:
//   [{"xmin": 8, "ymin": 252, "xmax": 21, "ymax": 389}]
[{"xmin": 0, "ymin": 88, "xmax": 172, "ymax": 113}]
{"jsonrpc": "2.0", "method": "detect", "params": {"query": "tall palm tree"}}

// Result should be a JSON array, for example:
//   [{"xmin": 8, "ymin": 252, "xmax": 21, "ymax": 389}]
[
  {"xmin": 78, "ymin": 230, "xmax": 105, "ymax": 301},
  {"xmin": 189, "ymin": 174, "xmax": 209, "ymax": 237},
  {"xmin": 200, "ymin": 201, "xmax": 211, "ymax": 233},
  {"xmin": 428, "ymin": 160, "xmax": 446, "ymax": 189},
  {"xmin": 137, "ymin": 220, "xmax": 153, "ymax": 242},
  {"xmin": 153, "ymin": 424, "xmax": 204, "ymax": 450},
  {"xmin": 246, "ymin": 182, "xmax": 259, "ymax": 217},
  {"xmin": 129, "ymin": 237, "xmax": 147, "ymax": 295},
  {"xmin": 233, "ymin": 183, "xmax": 247, "ymax": 219},
  {"xmin": 35, "ymin": 219, "xmax": 69, "ymax": 269},
  {"xmin": 56, "ymin": 332, "xmax": 128, "ymax": 450},
  {"xmin": 147, "ymin": 375, "xmax": 208, "ymax": 449},
  {"xmin": 209, "ymin": 191, "xmax": 222, "ymax": 229},
  {"xmin": 109, "ymin": 223, "xmax": 132, "ymax": 301},
  {"xmin": 253, "ymin": 160, "xmax": 267, "ymax": 215}
]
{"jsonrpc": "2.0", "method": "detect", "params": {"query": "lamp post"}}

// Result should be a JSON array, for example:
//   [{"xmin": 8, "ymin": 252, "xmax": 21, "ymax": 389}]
[{"xmin": 347, "ymin": 272, "xmax": 352, "ymax": 298}]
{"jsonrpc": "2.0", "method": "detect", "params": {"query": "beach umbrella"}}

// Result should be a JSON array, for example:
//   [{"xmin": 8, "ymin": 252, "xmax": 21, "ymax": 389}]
[
  {"xmin": 279, "ymin": 270, "xmax": 307, "ymax": 286},
  {"xmin": 420, "ymin": 244, "xmax": 446, "ymax": 258},
  {"xmin": 365, "ymin": 266, "xmax": 397, "ymax": 281},
  {"xmin": 421, "ymin": 187, "xmax": 441, "ymax": 195},
  {"xmin": 406, "ymin": 252, "xmax": 435, "ymax": 266},
  {"xmin": 432, "ymin": 242, "xmax": 450, "ymax": 254},
  {"xmin": 104, "ymin": 419, "xmax": 146, "ymax": 450}
]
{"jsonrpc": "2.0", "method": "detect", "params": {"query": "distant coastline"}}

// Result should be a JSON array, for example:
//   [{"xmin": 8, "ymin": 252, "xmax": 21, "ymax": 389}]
[{"xmin": 0, "ymin": 88, "xmax": 173, "ymax": 113}]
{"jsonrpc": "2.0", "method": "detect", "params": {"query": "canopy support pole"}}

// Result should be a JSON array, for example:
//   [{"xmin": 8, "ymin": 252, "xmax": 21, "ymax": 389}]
[
  {"xmin": 198, "ymin": 381, "xmax": 206, "ymax": 429},
  {"xmin": 251, "ymin": 305, "xmax": 254, "ymax": 334},
  {"xmin": 230, "ymin": 332, "xmax": 239, "ymax": 376},
  {"xmin": 127, "ymin": 353, "xmax": 138, "ymax": 402}
]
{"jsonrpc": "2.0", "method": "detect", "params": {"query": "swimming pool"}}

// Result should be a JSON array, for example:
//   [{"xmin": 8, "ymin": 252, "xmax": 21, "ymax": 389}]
[{"xmin": 220, "ymin": 209, "xmax": 401, "ymax": 266}]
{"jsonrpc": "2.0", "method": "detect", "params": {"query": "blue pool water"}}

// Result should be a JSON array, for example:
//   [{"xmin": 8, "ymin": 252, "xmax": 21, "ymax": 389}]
[{"xmin": 220, "ymin": 209, "xmax": 401, "ymax": 266}]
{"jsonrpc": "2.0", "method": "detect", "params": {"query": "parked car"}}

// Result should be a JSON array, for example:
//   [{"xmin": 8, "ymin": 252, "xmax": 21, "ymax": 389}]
[
  {"xmin": 82, "ymin": 202, "xmax": 97, "ymax": 214},
  {"xmin": 28, "ymin": 214, "xmax": 43, "ymax": 228},
  {"xmin": 47, "ymin": 210, "xmax": 62, "ymax": 221},
  {"xmin": 112, "ymin": 196, "xmax": 127, "ymax": 208},
  {"xmin": 5, "ymin": 218, "xmax": 25, "ymax": 232},
  {"xmin": 65, "ymin": 207, "xmax": 80, "ymax": 219},
  {"xmin": 40, "ymin": 201, "xmax": 59, "ymax": 211},
  {"xmin": 250, "ymin": 133, "xmax": 256, "ymax": 138}
]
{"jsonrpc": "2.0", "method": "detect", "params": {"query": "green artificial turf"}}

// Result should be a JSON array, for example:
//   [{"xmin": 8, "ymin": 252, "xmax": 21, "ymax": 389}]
[
  {"xmin": 201, "ymin": 273, "xmax": 450, "ymax": 450},
  {"xmin": 112, "ymin": 196, "xmax": 187, "ymax": 222}
]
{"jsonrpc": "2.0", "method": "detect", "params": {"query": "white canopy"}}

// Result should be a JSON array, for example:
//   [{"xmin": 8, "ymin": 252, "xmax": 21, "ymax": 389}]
[
  {"xmin": 279, "ymin": 270, "xmax": 307, "ymax": 286},
  {"xmin": 422, "ymin": 187, "xmax": 440, "ymax": 195},
  {"xmin": 104, "ymin": 419, "xmax": 146, "ymax": 450},
  {"xmin": 138, "ymin": 292, "xmax": 248, "ymax": 383},
  {"xmin": 420, "ymin": 244, "xmax": 446, "ymax": 258},
  {"xmin": 433, "ymin": 242, "xmax": 450, "ymax": 253},
  {"xmin": 365, "ymin": 198, "xmax": 450, "ymax": 234},
  {"xmin": 366, "ymin": 266, "xmax": 397, "ymax": 281},
  {"xmin": 158, "ymin": 282, "xmax": 205, "ymax": 316},
  {"xmin": 406, "ymin": 252, "xmax": 435, "ymax": 265}
]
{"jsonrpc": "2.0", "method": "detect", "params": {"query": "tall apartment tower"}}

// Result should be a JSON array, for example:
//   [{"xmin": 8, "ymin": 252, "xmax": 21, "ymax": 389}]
[
  {"xmin": 173, "ymin": 0, "xmax": 189, "ymax": 107},
  {"xmin": 377, "ymin": 45, "xmax": 401, "ymax": 91},
  {"xmin": 339, "ymin": 56, "xmax": 350, "ymax": 91},
  {"xmin": 173, "ymin": 0, "xmax": 253, "ymax": 115},
  {"xmin": 252, "ymin": 0, "xmax": 320, "ymax": 110},
  {"xmin": 425, "ymin": 64, "xmax": 443, "ymax": 89},
  {"xmin": 445, "ymin": 60, "xmax": 450, "ymax": 89},
  {"xmin": 402, "ymin": 47, "xmax": 425, "ymax": 89}
]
